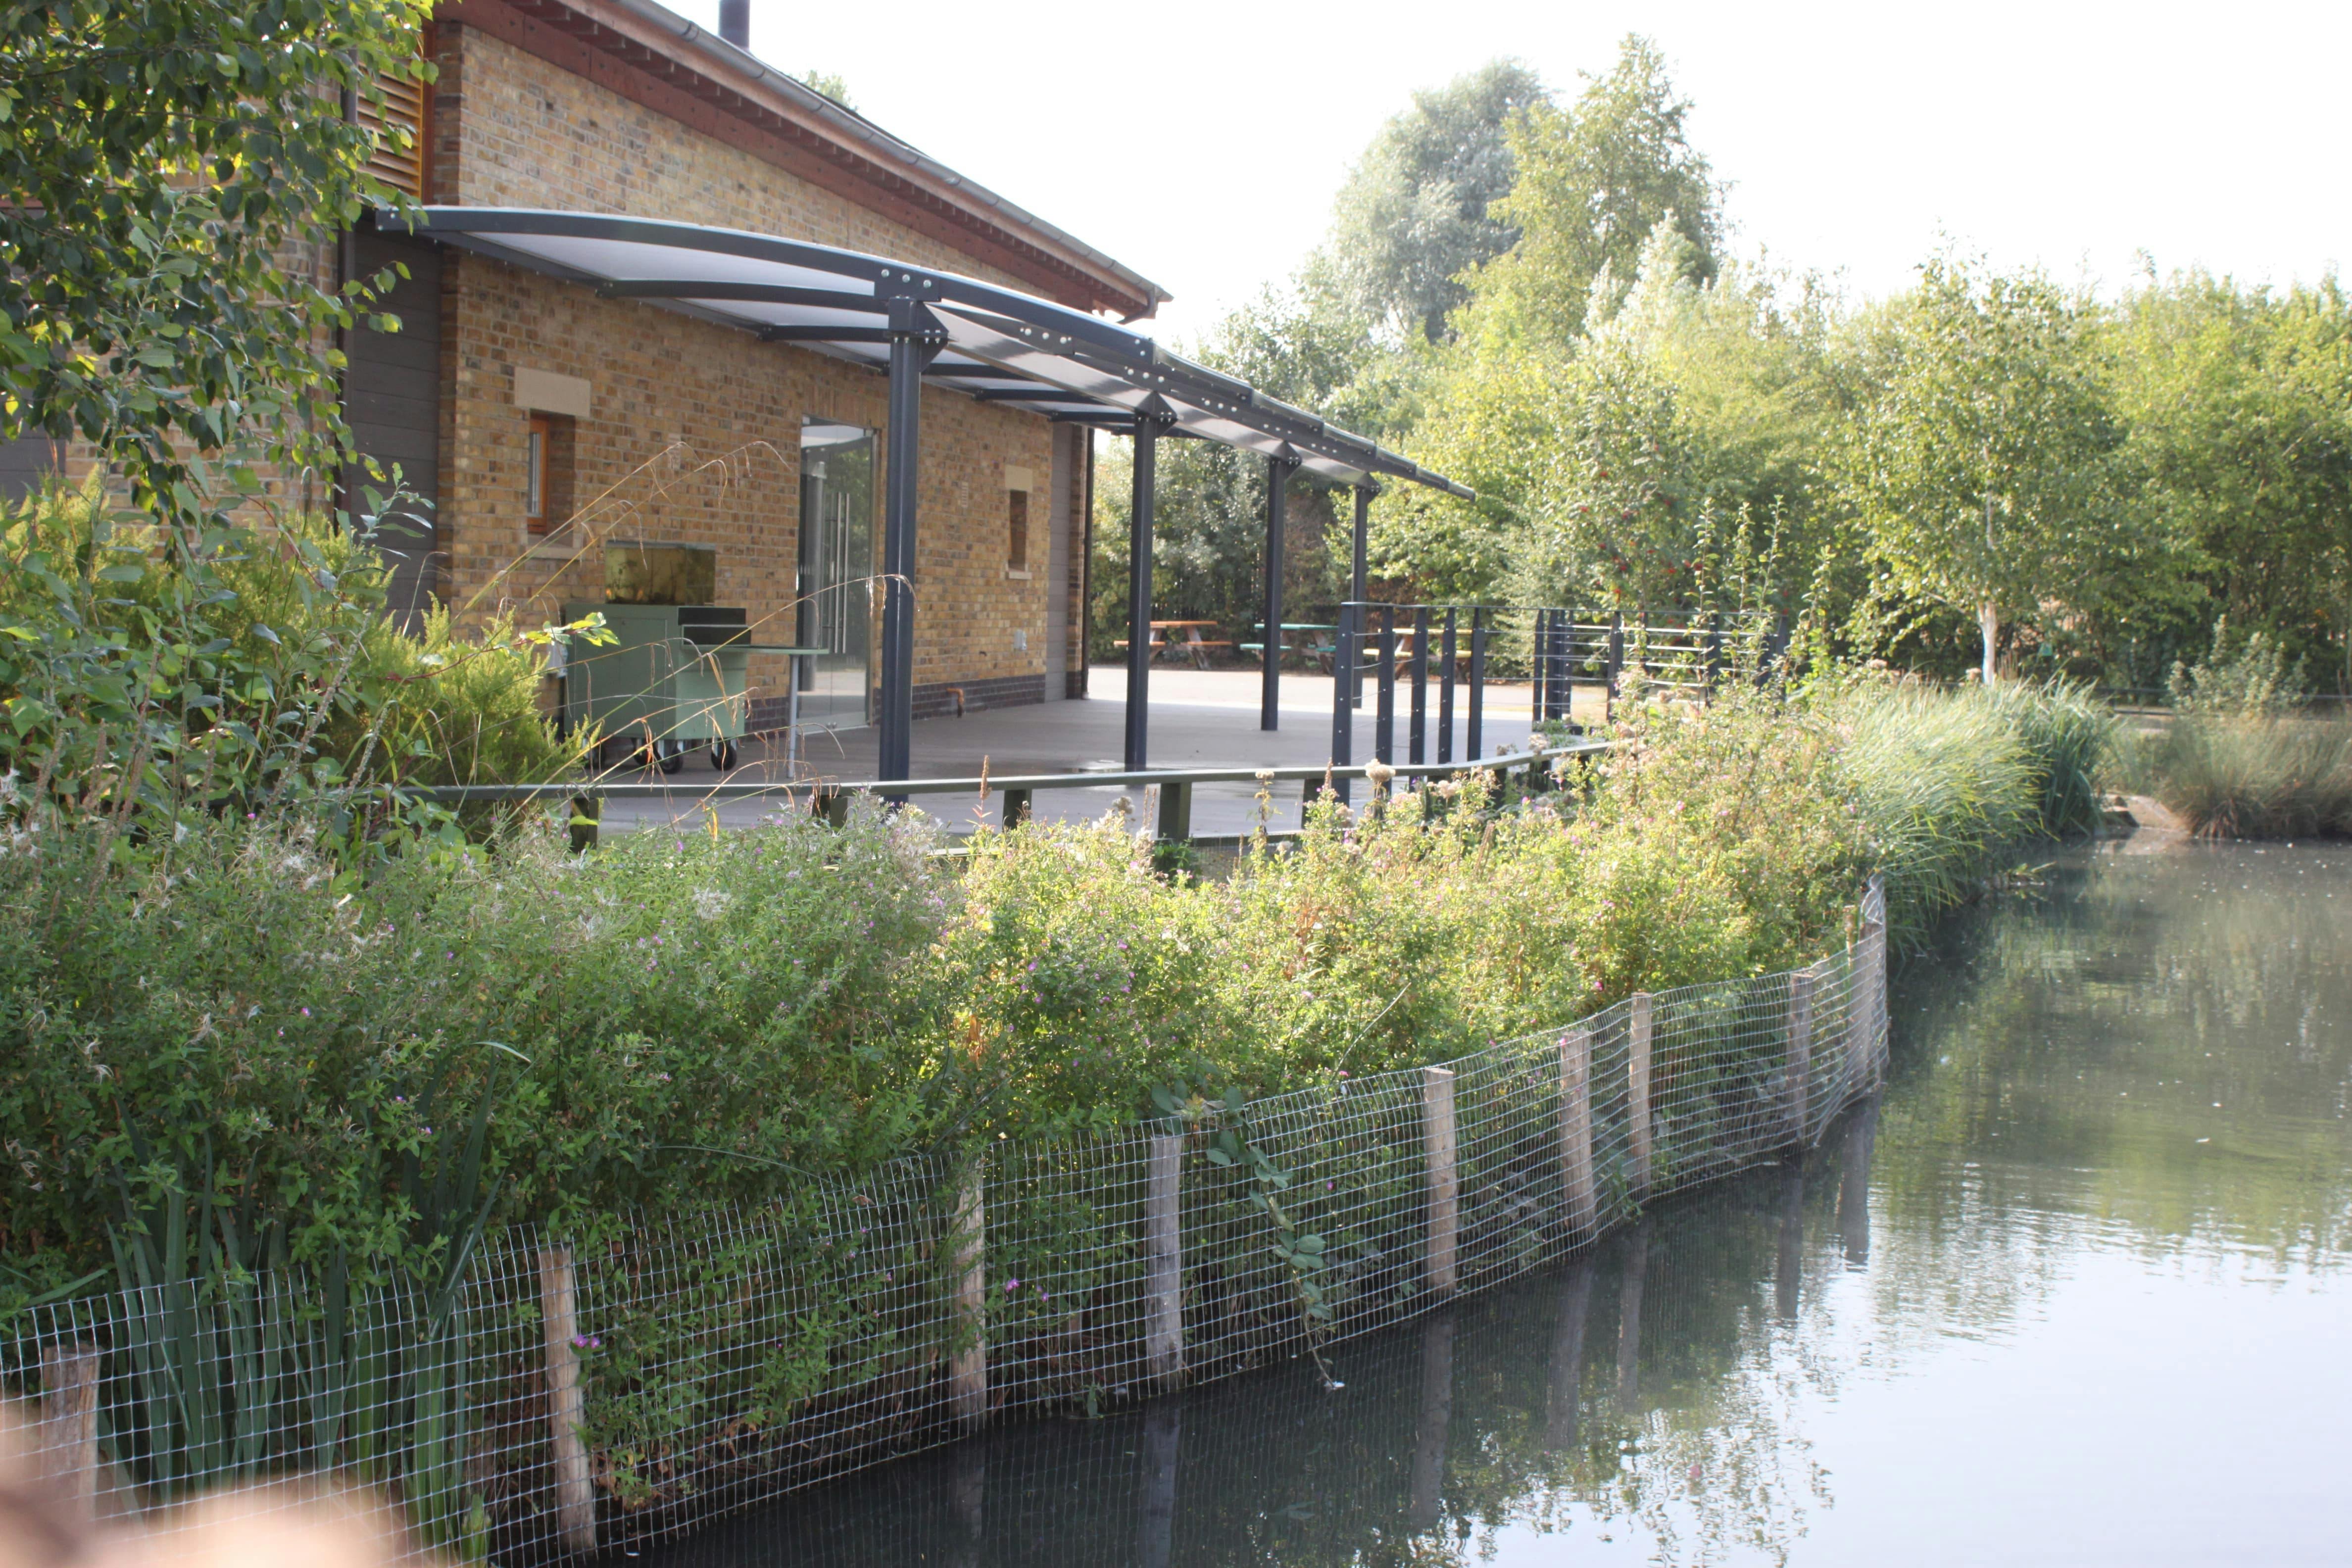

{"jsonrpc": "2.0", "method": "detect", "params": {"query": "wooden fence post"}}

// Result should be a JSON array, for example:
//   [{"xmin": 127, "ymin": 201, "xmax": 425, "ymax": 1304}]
[
  {"xmin": 1627, "ymin": 994, "xmax": 1655, "ymax": 1195},
  {"xmin": 1157, "ymin": 779, "xmax": 1192, "ymax": 844},
  {"xmin": 1143, "ymin": 1134, "xmax": 1185, "ymax": 1388},
  {"xmin": 1558, "ymin": 1027, "xmax": 1597, "ymax": 1237},
  {"xmin": 538, "ymin": 1246, "xmax": 597, "ymax": 1555},
  {"xmin": 568, "ymin": 794, "xmax": 600, "ymax": 854},
  {"xmin": 39, "ymin": 1341, "xmax": 102, "ymax": 1524},
  {"xmin": 949, "ymin": 1164, "xmax": 988, "ymax": 1427},
  {"xmin": 1422, "ymin": 1067, "xmax": 1458, "ymax": 1298},
  {"xmin": 1785, "ymin": 968, "xmax": 1815, "ymax": 1147}
]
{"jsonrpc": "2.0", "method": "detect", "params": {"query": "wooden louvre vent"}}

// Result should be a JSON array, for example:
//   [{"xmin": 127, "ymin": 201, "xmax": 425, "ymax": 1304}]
[{"xmin": 355, "ymin": 49, "xmax": 432, "ymax": 199}]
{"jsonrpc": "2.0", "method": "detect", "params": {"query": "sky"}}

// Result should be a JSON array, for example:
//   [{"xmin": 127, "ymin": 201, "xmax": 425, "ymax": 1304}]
[{"xmin": 667, "ymin": 0, "xmax": 2350, "ymax": 347}]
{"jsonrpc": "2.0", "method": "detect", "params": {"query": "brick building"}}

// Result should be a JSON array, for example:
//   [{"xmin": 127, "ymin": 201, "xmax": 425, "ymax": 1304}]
[
  {"xmin": 6, "ymin": 0, "xmax": 1464, "ymax": 775},
  {"xmin": 358, "ymin": 0, "xmax": 1184, "ymax": 733}
]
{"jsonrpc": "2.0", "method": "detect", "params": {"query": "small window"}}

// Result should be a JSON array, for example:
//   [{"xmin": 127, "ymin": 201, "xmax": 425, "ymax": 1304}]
[
  {"xmin": 524, "ymin": 411, "xmax": 575, "ymax": 536},
  {"xmin": 1006, "ymin": 488, "xmax": 1029, "ymax": 572}
]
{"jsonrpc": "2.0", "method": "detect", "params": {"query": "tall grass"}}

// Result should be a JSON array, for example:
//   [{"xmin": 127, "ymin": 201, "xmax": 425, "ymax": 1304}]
[
  {"xmin": 1831, "ymin": 678, "xmax": 2114, "ymax": 946},
  {"xmin": 1979, "ymin": 676, "xmax": 2116, "ymax": 836},
  {"xmin": 2143, "ymin": 715, "xmax": 2352, "ymax": 838}
]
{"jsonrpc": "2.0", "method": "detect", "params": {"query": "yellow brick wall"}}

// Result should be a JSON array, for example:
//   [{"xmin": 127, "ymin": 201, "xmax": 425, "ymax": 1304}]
[
  {"xmin": 438, "ymin": 27, "xmax": 1034, "ymax": 293},
  {"xmin": 427, "ymin": 23, "xmax": 1077, "ymax": 718},
  {"xmin": 441, "ymin": 255, "xmax": 1057, "ymax": 710}
]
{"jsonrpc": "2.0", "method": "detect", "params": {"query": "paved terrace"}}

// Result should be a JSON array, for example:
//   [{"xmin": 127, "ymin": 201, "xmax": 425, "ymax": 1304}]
[{"xmin": 600, "ymin": 667, "xmax": 1607, "ymax": 836}]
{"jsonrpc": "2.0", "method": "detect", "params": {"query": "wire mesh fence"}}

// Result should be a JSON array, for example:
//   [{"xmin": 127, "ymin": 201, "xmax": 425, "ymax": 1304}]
[{"xmin": 0, "ymin": 879, "xmax": 1886, "ymax": 1563}]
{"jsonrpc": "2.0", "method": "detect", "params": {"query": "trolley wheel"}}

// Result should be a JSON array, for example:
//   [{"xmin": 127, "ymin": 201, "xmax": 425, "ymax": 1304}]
[
  {"xmin": 656, "ymin": 738, "xmax": 687, "ymax": 775},
  {"xmin": 709, "ymin": 738, "xmax": 739, "ymax": 771}
]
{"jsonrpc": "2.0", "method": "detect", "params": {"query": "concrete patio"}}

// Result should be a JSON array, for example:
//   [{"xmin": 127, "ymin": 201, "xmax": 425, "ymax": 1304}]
[{"xmin": 598, "ymin": 665, "xmax": 1590, "ymax": 836}]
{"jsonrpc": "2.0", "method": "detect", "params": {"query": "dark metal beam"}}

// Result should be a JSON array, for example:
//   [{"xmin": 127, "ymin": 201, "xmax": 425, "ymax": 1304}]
[
  {"xmin": 597, "ymin": 279, "xmax": 882, "ymax": 312},
  {"xmin": 1125, "ymin": 397, "xmax": 1176, "ymax": 771},
  {"xmin": 1351, "ymin": 483, "xmax": 1374, "ymax": 712},
  {"xmin": 878, "ymin": 296, "xmax": 945, "ymax": 800},
  {"xmin": 970, "ymin": 388, "xmax": 1090, "ymax": 402},
  {"xmin": 1261, "ymin": 450, "xmax": 1301, "ymax": 732},
  {"xmin": 759, "ymin": 326, "xmax": 893, "ymax": 343}
]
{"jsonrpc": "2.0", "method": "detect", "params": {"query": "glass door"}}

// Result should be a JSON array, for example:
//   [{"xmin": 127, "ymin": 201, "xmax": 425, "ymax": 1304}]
[{"xmin": 797, "ymin": 419, "xmax": 875, "ymax": 729}]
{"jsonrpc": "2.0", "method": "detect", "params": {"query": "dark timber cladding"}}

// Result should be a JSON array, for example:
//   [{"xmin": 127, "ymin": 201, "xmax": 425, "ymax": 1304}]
[
  {"xmin": 0, "ymin": 433, "xmax": 63, "ymax": 504},
  {"xmin": 342, "ymin": 229, "xmax": 443, "ymax": 629},
  {"xmin": 375, "ymin": 206, "xmax": 1471, "ymax": 786}
]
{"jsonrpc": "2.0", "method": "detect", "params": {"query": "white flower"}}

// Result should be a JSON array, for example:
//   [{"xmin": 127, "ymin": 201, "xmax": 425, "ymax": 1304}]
[{"xmin": 692, "ymin": 886, "xmax": 734, "ymax": 922}]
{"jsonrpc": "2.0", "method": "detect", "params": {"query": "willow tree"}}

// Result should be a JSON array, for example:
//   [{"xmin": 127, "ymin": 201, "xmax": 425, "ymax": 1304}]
[{"xmin": 1835, "ymin": 257, "xmax": 2138, "ymax": 684}]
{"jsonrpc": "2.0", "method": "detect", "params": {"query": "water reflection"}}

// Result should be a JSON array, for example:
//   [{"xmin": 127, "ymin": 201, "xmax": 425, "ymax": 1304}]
[{"xmin": 651, "ymin": 844, "xmax": 2352, "ymax": 1567}]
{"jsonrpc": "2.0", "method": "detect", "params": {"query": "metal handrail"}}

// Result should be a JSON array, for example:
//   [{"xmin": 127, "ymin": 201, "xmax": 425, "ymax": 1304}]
[
  {"xmin": 415, "ymin": 740, "xmax": 1612, "ymax": 847},
  {"xmin": 413, "ymin": 742, "xmax": 1598, "ymax": 804}
]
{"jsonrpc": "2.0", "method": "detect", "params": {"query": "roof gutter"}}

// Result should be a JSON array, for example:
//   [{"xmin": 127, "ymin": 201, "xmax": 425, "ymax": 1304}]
[{"xmin": 594, "ymin": 0, "xmax": 1170, "ymax": 321}]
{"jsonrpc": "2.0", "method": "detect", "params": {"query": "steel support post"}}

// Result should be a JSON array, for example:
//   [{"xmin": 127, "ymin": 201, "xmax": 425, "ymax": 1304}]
[
  {"xmin": 1534, "ymin": 609, "xmax": 1552, "ymax": 723},
  {"xmin": 1329, "ymin": 601, "xmax": 1356, "ymax": 803},
  {"xmin": 879, "ymin": 296, "xmax": 942, "ymax": 802},
  {"xmin": 1553, "ymin": 610, "xmax": 1570, "ymax": 720},
  {"xmin": 1437, "ymin": 608, "xmax": 1457, "ymax": 765},
  {"xmin": 1606, "ymin": 612, "xmax": 1625, "ymax": 719},
  {"xmin": 1408, "ymin": 606, "xmax": 1429, "ymax": 766},
  {"xmin": 1350, "ymin": 484, "xmax": 1373, "ymax": 710},
  {"xmin": 1261, "ymin": 451, "xmax": 1299, "ymax": 732},
  {"xmin": 1467, "ymin": 610, "xmax": 1487, "ymax": 760},
  {"xmin": 1124, "ymin": 399, "xmax": 1174, "ymax": 771},
  {"xmin": 1375, "ymin": 605, "xmax": 1397, "ymax": 765}
]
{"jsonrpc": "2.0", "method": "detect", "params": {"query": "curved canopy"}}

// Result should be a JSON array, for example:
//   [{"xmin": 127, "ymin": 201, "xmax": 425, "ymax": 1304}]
[{"xmin": 377, "ymin": 206, "xmax": 1471, "ymax": 498}]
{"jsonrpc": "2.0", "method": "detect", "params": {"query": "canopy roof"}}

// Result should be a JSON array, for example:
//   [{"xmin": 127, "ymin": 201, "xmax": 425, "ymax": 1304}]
[{"xmin": 379, "ymin": 207, "xmax": 1470, "ymax": 497}]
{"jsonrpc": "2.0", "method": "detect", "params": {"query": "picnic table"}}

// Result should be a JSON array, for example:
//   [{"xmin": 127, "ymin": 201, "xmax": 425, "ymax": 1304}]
[
  {"xmin": 1242, "ymin": 622, "xmax": 1340, "ymax": 671},
  {"xmin": 1114, "ymin": 619, "xmax": 1234, "ymax": 669}
]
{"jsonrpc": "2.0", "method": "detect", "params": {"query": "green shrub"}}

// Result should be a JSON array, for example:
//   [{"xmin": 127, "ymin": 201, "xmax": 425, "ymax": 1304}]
[
  {"xmin": 0, "ymin": 479, "xmax": 581, "ymax": 842},
  {"xmin": 2145, "ymin": 715, "xmax": 2352, "ymax": 838},
  {"xmin": 0, "ymin": 664, "xmax": 2101, "ymax": 1298},
  {"xmin": 2133, "ymin": 621, "xmax": 2352, "ymax": 838},
  {"xmin": 0, "ymin": 800, "xmax": 956, "ymax": 1283},
  {"xmin": 1978, "ymin": 675, "xmax": 2115, "ymax": 835}
]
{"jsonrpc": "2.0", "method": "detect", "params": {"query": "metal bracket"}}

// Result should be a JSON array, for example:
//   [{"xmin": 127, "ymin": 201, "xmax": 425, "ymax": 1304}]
[
  {"xmin": 884, "ymin": 295, "xmax": 948, "ymax": 367},
  {"xmin": 1133, "ymin": 392, "xmax": 1179, "ymax": 433}
]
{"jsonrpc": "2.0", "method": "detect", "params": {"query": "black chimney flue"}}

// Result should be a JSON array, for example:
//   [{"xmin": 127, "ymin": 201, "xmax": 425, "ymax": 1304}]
[{"xmin": 717, "ymin": 0, "xmax": 749, "ymax": 50}]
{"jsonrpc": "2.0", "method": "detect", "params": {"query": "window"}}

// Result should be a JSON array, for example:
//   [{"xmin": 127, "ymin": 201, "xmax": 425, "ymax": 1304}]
[
  {"xmin": 525, "ymin": 415, "xmax": 547, "ymax": 522},
  {"xmin": 524, "ymin": 412, "xmax": 575, "ymax": 536},
  {"xmin": 356, "ymin": 27, "xmax": 435, "ymax": 199},
  {"xmin": 1006, "ymin": 487, "xmax": 1029, "ymax": 573}
]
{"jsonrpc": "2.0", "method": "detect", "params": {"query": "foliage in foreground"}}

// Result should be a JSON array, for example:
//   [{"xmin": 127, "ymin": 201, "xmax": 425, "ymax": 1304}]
[
  {"xmin": 0, "ymin": 481, "xmax": 580, "ymax": 847},
  {"xmin": 0, "ymin": 677, "xmax": 2106, "ymax": 1303}
]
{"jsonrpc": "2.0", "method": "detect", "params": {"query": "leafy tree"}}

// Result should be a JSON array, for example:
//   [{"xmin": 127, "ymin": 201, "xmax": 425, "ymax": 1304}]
[
  {"xmin": 1325, "ymin": 59, "xmax": 1550, "ymax": 344},
  {"xmin": 1403, "ymin": 219, "xmax": 1838, "ymax": 612},
  {"xmin": 0, "ymin": 0, "xmax": 431, "ymax": 526},
  {"xmin": 1832, "ymin": 255, "xmax": 2149, "ymax": 684},
  {"xmin": 1455, "ymin": 35, "xmax": 1722, "ymax": 352},
  {"xmin": 2107, "ymin": 269, "xmax": 2352, "ymax": 690}
]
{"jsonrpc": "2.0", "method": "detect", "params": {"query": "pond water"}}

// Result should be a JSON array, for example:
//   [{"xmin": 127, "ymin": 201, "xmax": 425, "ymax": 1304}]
[{"xmin": 647, "ymin": 842, "xmax": 2352, "ymax": 1567}]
